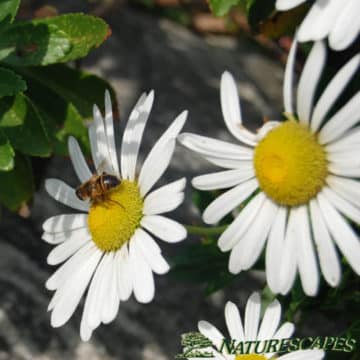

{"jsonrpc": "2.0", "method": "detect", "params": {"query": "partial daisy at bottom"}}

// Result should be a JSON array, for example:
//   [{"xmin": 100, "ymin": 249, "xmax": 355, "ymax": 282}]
[
  {"xmin": 42, "ymin": 90, "xmax": 188, "ymax": 340},
  {"xmin": 179, "ymin": 39, "xmax": 360, "ymax": 296},
  {"xmin": 190, "ymin": 292, "xmax": 324, "ymax": 360}
]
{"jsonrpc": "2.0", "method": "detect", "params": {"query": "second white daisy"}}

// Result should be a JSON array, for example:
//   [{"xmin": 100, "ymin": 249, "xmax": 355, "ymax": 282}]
[{"xmin": 179, "ymin": 40, "xmax": 360, "ymax": 297}]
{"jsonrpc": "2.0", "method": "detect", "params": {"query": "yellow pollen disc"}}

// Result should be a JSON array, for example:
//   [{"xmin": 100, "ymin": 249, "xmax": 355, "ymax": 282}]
[
  {"xmin": 235, "ymin": 355, "xmax": 267, "ymax": 360},
  {"xmin": 254, "ymin": 120, "xmax": 328, "ymax": 206},
  {"xmin": 88, "ymin": 180, "xmax": 143, "ymax": 252}
]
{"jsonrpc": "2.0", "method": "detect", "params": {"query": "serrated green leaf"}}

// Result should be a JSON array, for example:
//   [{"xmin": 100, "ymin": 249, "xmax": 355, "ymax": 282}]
[
  {"xmin": 20, "ymin": 64, "xmax": 117, "ymax": 119},
  {"xmin": 0, "ymin": 129, "xmax": 14, "ymax": 171},
  {"xmin": 0, "ymin": 66, "xmax": 26, "ymax": 97},
  {"xmin": 0, "ymin": 152, "xmax": 34, "ymax": 210},
  {"xmin": 34, "ymin": 13, "xmax": 110, "ymax": 62},
  {"xmin": 0, "ymin": 22, "xmax": 70, "ymax": 66},
  {"xmin": 208, "ymin": 0, "xmax": 241, "ymax": 17},
  {"xmin": 0, "ymin": 0, "xmax": 20, "ymax": 24},
  {"xmin": 23, "ymin": 72, "xmax": 90, "ymax": 156},
  {"xmin": 0, "ymin": 93, "xmax": 51, "ymax": 156}
]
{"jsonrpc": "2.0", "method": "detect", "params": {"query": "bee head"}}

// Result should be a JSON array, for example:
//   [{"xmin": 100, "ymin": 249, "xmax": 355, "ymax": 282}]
[{"xmin": 103, "ymin": 174, "xmax": 121, "ymax": 190}]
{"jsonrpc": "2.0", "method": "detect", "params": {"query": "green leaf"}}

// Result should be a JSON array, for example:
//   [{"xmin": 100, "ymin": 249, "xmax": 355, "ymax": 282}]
[
  {"xmin": 19, "ymin": 64, "xmax": 117, "ymax": 119},
  {"xmin": 0, "ymin": 21, "xmax": 71, "ymax": 66},
  {"xmin": 22, "ymin": 72, "xmax": 90, "ymax": 156},
  {"xmin": 208, "ymin": 0, "xmax": 241, "ymax": 17},
  {"xmin": 0, "ymin": 93, "xmax": 51, "ymax": 157},
  {"xmin": 0, "ymin": 0, "xmax": 20, "ymax": 24},
  {"xmin": 0, "ymin": 66, "xmax": 26, "ymax": 97},
  {"xmin": 34, "ymin": 13, "xmax": 111, "ymax": 62},
  {"xmin": 0, "ymin": 129, "xmax": 14, "ymax": 171},
  {"xmin": 0, "ymin": 152, "xmax": 34, "ymax": 210}
]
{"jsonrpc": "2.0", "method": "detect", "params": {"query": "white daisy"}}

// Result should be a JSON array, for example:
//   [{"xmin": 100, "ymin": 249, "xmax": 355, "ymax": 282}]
[
  {"xmin": 43, "ymin": 90, "xmax": 188, "ymax": 340},
  {"xmin": 193, "ymin": 292, "xmax": 324, "ymax": 360},
  {"xmin": 179, "ymin": 40, "xmax": 360, "ymax": 296},
  {"xmin": 276, "ymin": 0, "xmax": 360, "ymax": 51}
]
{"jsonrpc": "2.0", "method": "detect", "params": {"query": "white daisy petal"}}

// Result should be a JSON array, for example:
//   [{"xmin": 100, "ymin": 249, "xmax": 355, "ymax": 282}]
[
  {"xmin": 129, "ymin": 239, "xmax": 155, "ymax": 303},
  {"xmin": 104, "ymin": 90, "xmax": 120, "ymax": 175},
  {"xmin": 43, "ymin": 214, "xmax": 88, "ymax": 233},
  {"xmin": 257, "ymin": 299, "xmax": 282, "ymax": 341},
  {"xmin": 309, "ymin": 198, "xmax": 341, "ymax": 287},
  {"xmin": 117, "ymin": 245, "xmax": 132, "ymax": 301},
  {"xmin": 192, "ymin": 168, "xmax": 255, "ymax": 191},
  {"xmin": 178, "ymin": 133, "xmax": 254, "ymax": 159},
  {"xmin": 219, "ymin": 192, "xmax": 266, "ymax": 252},
  {"xmin": 329, "ymin": 0, "xmax": 360, "ymax": 51},
  {"xmin": 327, "ymin": 150, "xmax": 360, "ymax": 168},
  {"xmin": 143, "ymin": 191, "xmax": 185, "ymax": 216},
  {"xmin": 139, "ymin": 139, "xmax": 176, "ymax": 196},
  {"xmin": 220, "ymin": 71, "xmax": 257, "ymax": 146},
  {"xmin": 295, "ymin": 205, "xmax": 319, "ymax": 296},
  {"xmin": 266, "ymin": 207, "xmax": 287, "ymax": 294},
  {"xmin": 322, "ymin": 186, "xmax": 360, "ymax": 224},
  {"xmin": 47, "ymin": 234, "xmax": 90, "ymax": 265},
  {"xmin": 297, "ymin": 0, "xmax": 342, "ymax": 42},
  {"xmin": 46, "ymin": 242, "xmax": 95, "ymax": 292},
  {"xmin": 279, "ymin": 209, "xmax": 298, "ymax": 295},
  {"xmin": 317, "ymin": 192, "xmax": 360, "ymax": 275},
  {"xmin": 283, "ymin": 38, "xmax": 297, "ymax": 114},
  {"xmin": 297, "ymin": 41, "xmax": 326, "ymax": 125},
  {"xmin": 273, "ymin": 321, "xmax": 295, "ymax": 339},
  {"xmin": 203, "ymin": 178, "xmax": 258, "ymax": 224},
  {"xmin": 68, "ymin": 136, "xmax": 92, "ymax": 183},
  {"xmin": 42, "ymin": 227, "xmax": 89, "ymax": 245},
  {"xmin": 141, "ymin": 215, "xmax": 186, "ymax": 243},
  {"xmin": 328, "ymin": 163, "xmax": 360, "ymax": 178},
  {"xmin": 89, "ymin": 105, "xmax": 111, "ymax": 173},
  {"xmin": 133, "ymin": 228, "xmax": 170, "ymax": 274},
  {"xmin": 102, "ymin": 253, "xmax": 120, "ymax": 324},
  {"xmin": 319, "ymin": 91, "xmax": 360, "ymax": 144},
  {"xmin": 121, "ymin": 92, "xmax": 148, "ymax": 179},
  {"xmin": 80, "ymin": 317, "xmax": 93, "ymax": 342},
  {"xmin": 83, "ymin": 257, "xmax": 105, "ymax": 331},
  {"xmin": 224, "ymin": 301, "xmax": 245, "ymax": 341},
  {"xmin": 125, "ymin": 91, "xmax": 155, "ymax": 181},
  {"xmin": 139, "ymin": 111, "xmax": 187, "ymax": 196},
  {"xmin": 276, "ymin": 0, "xmax": 306, "ymax": 11},
  {"xmin": 50, "ymin": 246, "xmax": 102, "ymax": 327},
  {"xmin": 236, "ymin": 198, "xmax": 278, "ymax": 271},
  {"xmin": 87, "ymin": 252, "xmax": 113, "ymax": 329},
  {"xmin": 311, "ymin": 54, "xmax": 360, "ymax": 132},
  {"xmin": 244, "ymin": 292, "xmax": 261, "ymax": 341},
  {"xmin": 327, "ymin": 175, "xmax": 360, "ymax": 208},
  {"xmin": 45, "ymin": 179, "xmax": 89, "ymax": 212},
  {"xmin": 325, "ymin": 126, "xmax": 360, "ymax": 153},
  {"xmin": 198, "ymin": 320, "xmax": 224, "ymax": 349},
  {"xmin": 278, "ymin": 349, "xmax": 325, "ymax": 360}
]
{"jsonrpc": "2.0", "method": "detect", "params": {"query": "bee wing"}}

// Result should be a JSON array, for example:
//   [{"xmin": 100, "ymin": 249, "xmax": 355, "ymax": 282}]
[{"xmin": 96, "ymin": 158, "xmax": 114, "ymax": 175}]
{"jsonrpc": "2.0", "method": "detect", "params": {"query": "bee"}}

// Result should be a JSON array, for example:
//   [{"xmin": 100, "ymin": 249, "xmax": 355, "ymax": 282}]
[{"xmin": 75, "ymin": 172, "xmax": 122, "ymax": 205}]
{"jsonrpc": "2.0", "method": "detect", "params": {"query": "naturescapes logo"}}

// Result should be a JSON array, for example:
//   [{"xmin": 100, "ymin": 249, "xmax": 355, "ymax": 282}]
[{"xmin": 176, "ymin": 332, "xmax": 357, "ymax": 358}]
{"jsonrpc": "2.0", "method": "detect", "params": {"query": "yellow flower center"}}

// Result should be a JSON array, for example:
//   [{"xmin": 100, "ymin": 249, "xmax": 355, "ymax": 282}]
[
  {"xmin": 88, "ymin": 180, "xmax": 143, "ymax": 251},
  {"xmin": 254, "ymin": 120, "xmax": 328, "ymax": 206},
  {"xmin": 235, "ymin": 355, "xmax": 267, "ymax": 360}
]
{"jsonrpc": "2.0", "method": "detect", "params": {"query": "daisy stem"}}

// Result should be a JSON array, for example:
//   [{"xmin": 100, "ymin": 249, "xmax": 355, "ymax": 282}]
[{"xmin": 185, "ymin": 224, "xmax": 228, "ymax": 236}]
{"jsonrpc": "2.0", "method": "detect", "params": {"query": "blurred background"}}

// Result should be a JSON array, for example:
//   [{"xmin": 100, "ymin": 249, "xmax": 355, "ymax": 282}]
[{"xmin": 0, "ymin": 1, "xmax": 357, "ymax": 359}]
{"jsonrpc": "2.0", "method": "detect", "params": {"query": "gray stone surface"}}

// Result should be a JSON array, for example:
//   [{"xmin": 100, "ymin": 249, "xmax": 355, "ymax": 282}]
[{"xmin": 0, "ymin": 4, "xmax": 347, "ymax": 360}]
